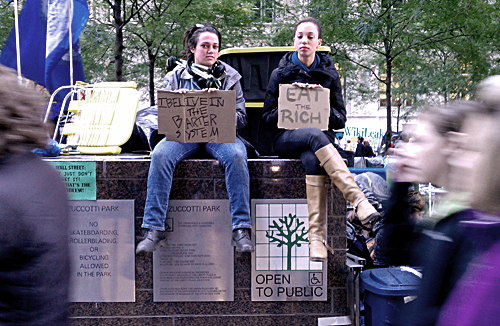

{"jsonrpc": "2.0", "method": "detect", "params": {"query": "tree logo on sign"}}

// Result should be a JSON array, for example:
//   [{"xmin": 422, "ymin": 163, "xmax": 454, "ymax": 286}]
[{"xmin": 265, "ymin": 213, "xmax": 309, "ymax": 270}]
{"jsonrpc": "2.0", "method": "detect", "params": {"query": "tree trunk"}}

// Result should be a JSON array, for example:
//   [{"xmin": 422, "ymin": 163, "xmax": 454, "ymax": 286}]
[
  {"xmin": 148, "ymin": 48, "xmax": 156, "ymax": 106},
  {"xmin": 397, "ymin": 103, "xmax": 401, "ymax": 134},
  {"xmin": 113, "ymin": 0, "xmax": 123, "ymax": 81},
  {"xmin": 385, "ymin": 57, "xmax": 392, "ymax": 151},
  {"xmin": 287, "ymin": 245, "xmax": 292, "ymax": 270}
]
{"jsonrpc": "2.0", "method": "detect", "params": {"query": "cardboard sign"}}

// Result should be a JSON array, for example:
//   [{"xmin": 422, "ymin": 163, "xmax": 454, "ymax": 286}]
[
  {"xmin": 157, "ymin": 90, "xmax": 236, "ymax": 143},
  {"xmin": 278, "ymin": 84, "xmax": 330, "ymax": 130}
]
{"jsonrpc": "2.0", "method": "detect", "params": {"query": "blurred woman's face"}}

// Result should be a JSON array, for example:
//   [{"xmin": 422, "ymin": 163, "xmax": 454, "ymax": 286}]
[
  {"xmin": 394, "ymin": 120, "xmax": 448, "ymax": 186},
  {"xmin": 294, "ymin": 22, "xmax": 322, "ymax": 63},
  {"xmin": 191, "ymin": 32, "xmax": 219, "ymax": 67},
  {"xmin": 447, "ymin": 114, "xmax": 492, "ymax": 197}
]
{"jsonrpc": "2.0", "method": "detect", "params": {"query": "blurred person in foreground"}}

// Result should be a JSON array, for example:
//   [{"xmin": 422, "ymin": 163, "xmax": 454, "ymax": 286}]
[
  {"xmin": 435, "ymin": 75, "xmax": 500, "ymax": 326},
  {"xmin": 0, "ymin": 65, "xmax": 70, "ymax": 325},
  {"xmin": 390, "ymin": 99, "xmax": 497, "ymax": 326}
]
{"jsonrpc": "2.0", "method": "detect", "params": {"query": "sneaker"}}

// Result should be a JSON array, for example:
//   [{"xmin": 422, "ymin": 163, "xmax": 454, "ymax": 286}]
[
  {"xmin": 232, "ymin": 228, "xmax": 254, "ymax": 252},
  {"xmin": 136, "ymin": 229, "xmax": 168, "ymax": 254}
]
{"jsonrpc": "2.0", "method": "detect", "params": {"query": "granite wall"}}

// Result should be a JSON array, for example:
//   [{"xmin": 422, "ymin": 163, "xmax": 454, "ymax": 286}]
[{"xmin": 63, "ymin": 157, "xmax": 348, "ymax": 326}]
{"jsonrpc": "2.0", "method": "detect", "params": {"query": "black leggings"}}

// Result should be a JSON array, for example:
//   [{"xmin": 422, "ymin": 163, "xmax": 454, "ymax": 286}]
[{"xmin": 274, "ymin": 128, "xmax": 331, "ymax": 175}]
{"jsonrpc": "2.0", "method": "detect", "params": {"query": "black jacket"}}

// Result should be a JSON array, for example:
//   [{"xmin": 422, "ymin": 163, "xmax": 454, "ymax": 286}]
[
  {"xmin": 364, "ymin": 144, "xmax": 375, "ymax": 157},
  {"xmin": 354, "ymin": 143, "xmax": 375, "ymax": 157},
  {"xmin": 354, "ymin": 143, "xmax": 364, "ymax": 157},
  {"xmin": 373, "ymin": 182, "xmax": 416, "ymax": 267},
  {"xmin": 399, "ymin": 208, "xmax": 500, "ymax": 326},
  {"xmin": 0, "ymin": 152, "xmax": 70, "ymax": 325},
  {"xmin": 261, "ymin": 52, "xmax": 347, "ymax": 140}
]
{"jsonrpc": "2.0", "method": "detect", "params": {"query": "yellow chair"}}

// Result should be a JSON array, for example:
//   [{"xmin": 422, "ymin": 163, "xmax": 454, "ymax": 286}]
[{"xmin": 49, "ymin": 81, "xmax": 140, "ymax": 155}]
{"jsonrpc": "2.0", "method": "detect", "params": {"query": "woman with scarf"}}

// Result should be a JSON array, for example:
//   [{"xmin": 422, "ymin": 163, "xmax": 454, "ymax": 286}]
[{"xmin": 136, "ymin": 23, "xmax": 253, "ymax": 254}]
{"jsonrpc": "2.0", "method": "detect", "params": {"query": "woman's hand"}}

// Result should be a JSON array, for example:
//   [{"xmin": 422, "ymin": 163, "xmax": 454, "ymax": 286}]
[
  {"xmin": 173, "ymin": 89, "xmax": 190, "ymax": 94},
  {"xmin": 204, "ymin": 88, "xmax": 218, "ymax": 93},
  {"xmin": 292, "ymin": 82, "xmax": 323, "ymax": 89},
  {"xmin": 387, "ymin": 145, "xmax": 420, "ymax": 183}
]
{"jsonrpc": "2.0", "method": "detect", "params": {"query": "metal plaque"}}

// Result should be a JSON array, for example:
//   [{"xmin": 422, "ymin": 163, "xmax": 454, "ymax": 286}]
[
  {"xmin": 68, "ymin": 200, "xmax": 135, "ymax": 302},
  {"xmin": 153, "ymin": 199, "xmax": 234, "ymax": 302},
  {"xmin": 251, "ymin": 199, "xmax": 328, "ymax": 301}
]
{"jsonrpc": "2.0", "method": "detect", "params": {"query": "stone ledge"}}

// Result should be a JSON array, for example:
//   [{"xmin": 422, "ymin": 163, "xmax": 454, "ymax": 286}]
[{"xmin": 45, "ymin": 154, "xmax": 348, "ymax": 325}]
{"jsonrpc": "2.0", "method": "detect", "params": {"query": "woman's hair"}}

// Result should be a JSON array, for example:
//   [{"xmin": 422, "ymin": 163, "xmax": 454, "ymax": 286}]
[
  {"xmin": 182, "ymin": 23, "xmax": 222, "ymax": 61},
  {"xmin": 406, "ymin": 190, "xmax": 426, "ymax": 212},
  {"xmin": 404, "ymin": 190, "xmax": 426, "ymax": 222},
  {"xmin": 422, "ymin": 100, "xmax": 487, "ymax": 136},
  {"xmin": 472, "ymin": 77, "xmax": 500, "ymax": 211},
  {"xmin": 475, "ymin": 111, "xmax": 500, "ymax": 213},
  {"xmin": 0, "ymin": 65, "xmax": 48, "ymax": 159},
  {"xmin": 293, "ymin": 17, "xmax": 322, "ymax": 38},
  {"xmin": 475, "ymin": 75, "xmax": 500, "ymax": 110}
]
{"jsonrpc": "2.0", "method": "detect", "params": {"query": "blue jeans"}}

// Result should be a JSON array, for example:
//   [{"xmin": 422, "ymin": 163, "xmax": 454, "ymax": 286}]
[
  {"xmin": 274, "ymin": 128, "xmax": 331, "ymax": 175},
  {"xmin": 142, "ymin": 137, "xmax": 251, "ymax": 231}
]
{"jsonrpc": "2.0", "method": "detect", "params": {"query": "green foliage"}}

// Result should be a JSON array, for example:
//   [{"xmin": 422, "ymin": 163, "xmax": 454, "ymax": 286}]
[
  {"xmin": 81, "ymin": 0, "xmax": 268, "ymax": 105},
  {"xmin": 269, "ymin": 23, "xmax": 294, "ymax": 46},
  {"xmin": 79, "ymin": 20, "xmax": 115, "ymax": 83},
  {"xmin": 310, "ymin": 0, "xmax": 500, "ymax": 145},
  {"xmin": 2, "ymin": 0, "xmax": 500, "ymax": 116},
  {"xmin": 0, "ymin": 1, "xmax": 18, "ymax": 49}
]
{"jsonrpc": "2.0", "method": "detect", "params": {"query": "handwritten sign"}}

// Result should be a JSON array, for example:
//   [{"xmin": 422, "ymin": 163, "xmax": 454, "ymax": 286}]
[
  {"xmin": 157, "ymin": 90, "xmax": 236, "ymax": 143},
  {"xmin": 278, "ymin": 84, "xmax": 330, "ymax": 130},
  {"xmin": 49, "ymin": 161, "xmax": 97, "ymax": 200}
]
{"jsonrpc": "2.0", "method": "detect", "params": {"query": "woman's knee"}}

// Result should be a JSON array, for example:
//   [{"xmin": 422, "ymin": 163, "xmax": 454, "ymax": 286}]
[
  {"xmin": 292, "ymin": 128, "xmax": 330, "ymax": 151},
  {"xmin": 208, "ymin": 142, "xmax": 247, "ymax": 167},
  {"xmin": 229, "ymin": 143, "xmax": 247, "ymax": 166},
  {"xmin": 150, "ymin": 142, "xmax": 168, "ymax": 162},
  {"xmin": 151, "ymin": 141, "xmax": 182, "ymax": 165},
  {"xmin": 301, "ymin": 151, "xmax": 324, "ymax": 175},
  {"xmin": 304, "ymin": 127, "xmax": 324, "ymax": 138},
  {"xmin": 307, "ymin": 129, "xmax": 330, "ymax": 148}
]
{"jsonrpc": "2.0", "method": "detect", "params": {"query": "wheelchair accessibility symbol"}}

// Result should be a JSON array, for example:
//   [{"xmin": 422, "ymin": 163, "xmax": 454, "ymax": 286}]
[{"xmin": 309, "ymin": 272, "xmax": 323, "ymax": 286}]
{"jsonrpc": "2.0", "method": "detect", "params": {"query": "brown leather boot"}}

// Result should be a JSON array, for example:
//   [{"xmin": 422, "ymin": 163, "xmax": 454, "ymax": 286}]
[
  {"xmin": 306, "ymin": 175, "xmax": 329, "ymax": 262},
  {"xmin": 315, "ymin": 143, "xmax": 379, "ymax": 223}
]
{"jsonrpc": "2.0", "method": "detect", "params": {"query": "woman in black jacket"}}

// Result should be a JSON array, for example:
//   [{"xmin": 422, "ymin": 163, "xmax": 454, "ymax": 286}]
[
  {"xmin": 0, "ymin": 65, "xmax": 70, "ymax": 325},
  {"xmin": 261, "ymin": 17, "xmax": 379, "ymax": 261}
]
